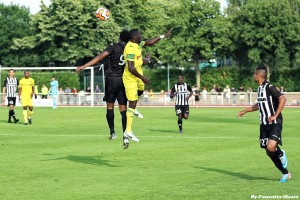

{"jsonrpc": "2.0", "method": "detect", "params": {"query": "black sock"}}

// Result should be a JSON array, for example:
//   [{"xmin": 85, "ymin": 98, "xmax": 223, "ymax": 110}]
[
  {"xmin": 8, "ymin": 110, "xmax": 12, "ymax": 120},
  {"xmin": 120, "ymin": 110, "xmax": 126, "ymax": 132},
  {"xmin": 106, "ymin": 109, "xmax": 114, "ymax": 134},
  {"xmin": 178, "ymin": 118, "xmax": 183, "ymax": 130},
  {"xmin": 10, "ymin": 110, "xmax": 16, "ymax": 120},
  {"xmin": 276, "ymin": 146, "xmax": 283, "ymax": 157},
  {"xmin": 267, "ymin": 151, "xmax": 288, "ymax": 174}
]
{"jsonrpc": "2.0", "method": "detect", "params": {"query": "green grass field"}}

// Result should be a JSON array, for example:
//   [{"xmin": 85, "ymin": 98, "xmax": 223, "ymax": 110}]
[{"xmin": 0, "ymin": 107, "xmax": 299, "ymax": 200}]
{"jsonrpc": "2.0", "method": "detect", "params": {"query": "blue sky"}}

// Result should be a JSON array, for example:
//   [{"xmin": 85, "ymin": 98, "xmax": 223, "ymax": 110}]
[{"xmin": 0, "ymin": 0, "xmax": 227, "ymax": 14}]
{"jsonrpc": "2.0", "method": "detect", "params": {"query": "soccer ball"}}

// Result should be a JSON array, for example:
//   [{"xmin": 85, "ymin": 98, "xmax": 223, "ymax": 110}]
[{"xmin": 95, "ymin": 7, "xmax": 110, "ymax": 21}]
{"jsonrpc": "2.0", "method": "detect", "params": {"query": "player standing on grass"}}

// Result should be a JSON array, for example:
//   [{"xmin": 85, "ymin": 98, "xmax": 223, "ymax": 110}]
[
  {"xmin": 19, "ymin": 71, "xmax": 34, "ymax": 125},
  {"xmin": 237, "ymin": 66, "xmax": 291, "ymax": 182},
  {"xmin": 2, "ymin": 69, "xmax": 19, "ymax": 123},
  {"xmin": 170, "ymin": 75, "xmax": 193, "ymax": 133},
  {"xmin": 49, "ymin": 77, "xmax": 59, "ymax": 109},
  {"xmin": 122, "ymin": 28, "xmax": 173, "ymax": 149},
  {"xmin": 76, "ymin": 30, "xmax": 129, "ymax": 140}
]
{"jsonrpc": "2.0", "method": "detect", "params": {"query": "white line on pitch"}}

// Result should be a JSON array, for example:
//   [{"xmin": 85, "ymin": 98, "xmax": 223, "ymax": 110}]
[{"xmin": 0, "ymin": 134, "xmax": 299, "ymax": 140}]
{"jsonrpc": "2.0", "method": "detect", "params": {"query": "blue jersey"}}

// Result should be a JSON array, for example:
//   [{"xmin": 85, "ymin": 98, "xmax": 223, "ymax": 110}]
[{"xmin": 50, "ymin": 80, "xmax": 59, "ymax": 95}]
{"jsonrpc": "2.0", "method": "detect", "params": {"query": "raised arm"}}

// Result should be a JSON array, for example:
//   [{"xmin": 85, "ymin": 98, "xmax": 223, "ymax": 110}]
[
  {"xmin": 76, "ymin": 51, "xmax": 110, "ymax": 73},
  {"xmin": 144, "ymin": 28, "xmax": 173, "ymax": 46}
]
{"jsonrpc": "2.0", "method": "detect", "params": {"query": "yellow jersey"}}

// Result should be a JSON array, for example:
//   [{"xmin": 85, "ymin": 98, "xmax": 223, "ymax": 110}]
[
  {"xmin": 19, "ymin": 77, "xmax": 34, "ymax": 97},
  {"xmin": 123, "ymin": 41, "xmax": 145, "ymax": 77}
]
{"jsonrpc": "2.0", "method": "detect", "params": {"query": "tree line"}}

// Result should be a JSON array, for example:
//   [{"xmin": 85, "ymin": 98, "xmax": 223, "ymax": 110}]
[{"xmin": 0, "ymin": 0, "xmax": 300, "ymax": 90}]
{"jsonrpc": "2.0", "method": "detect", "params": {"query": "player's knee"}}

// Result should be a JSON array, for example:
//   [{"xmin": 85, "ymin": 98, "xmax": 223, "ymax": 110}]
[
  {"xmin": 183, "ymin": 114, "xmax": 189, "ymax": 119},
  {"xmin": 138, "ymin": 90, "xmax": 144, "ymax": 97},
  {"xmin": 266, "ymin": 145, "xmax": 276, "ymax": 153}
]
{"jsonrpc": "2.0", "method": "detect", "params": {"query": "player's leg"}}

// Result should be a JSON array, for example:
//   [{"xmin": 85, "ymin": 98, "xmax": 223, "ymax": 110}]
[
  {"xmin": 175, "ymin": 105, "xmax": 183, "ymax": 133},
  {"xmin": 52, "ymin": 94, "xmax": 57, "ymax": 109},
  {"xmin": 117, "ymin": 83, "xmax": 127, "ymax": 133},
  {"xmin": 105, "ymin": 78, "xmax": 120, "ymax": 140},
  {"xmin": 27, "ymin": 106, "xmax": 33, "ymax": 124},
  {"xmin": 182, "ymin": 105, "xmax": 190, "ymax": 120},
  {"xmin": 22, "ymin": 105, "xmax": 28, "ymax": 125},
  {"xmin": 122, "ymin": 77, "xmax": 140, "ymax": 148},
  {"xmin": 9, "ymin": 100, "xmax": 19, "ymax": 123},
  {"xmin": 262, "ymin": 125, "xmax": 291, "ymax": 182}
]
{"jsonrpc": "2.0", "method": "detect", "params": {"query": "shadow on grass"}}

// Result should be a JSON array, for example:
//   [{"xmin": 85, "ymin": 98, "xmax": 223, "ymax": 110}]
[
  {"xmin": 195, "ymin": 166, "xmax": 275, "ymax": 181},
  {"xmin": 42, "ymin": 155, "xmax": 120, "ymax": 167}
]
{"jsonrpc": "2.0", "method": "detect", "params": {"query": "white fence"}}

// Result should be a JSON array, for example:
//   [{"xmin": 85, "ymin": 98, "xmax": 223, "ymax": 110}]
[{"xmin": 1, "ymin": 92, "xmax": 300, "ymax": 107}]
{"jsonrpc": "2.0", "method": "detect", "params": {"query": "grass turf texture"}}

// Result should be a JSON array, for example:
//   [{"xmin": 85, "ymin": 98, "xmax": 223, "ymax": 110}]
[{"xmin": 0, "ymin": 107, "xmax": 299, "ymax": 200}]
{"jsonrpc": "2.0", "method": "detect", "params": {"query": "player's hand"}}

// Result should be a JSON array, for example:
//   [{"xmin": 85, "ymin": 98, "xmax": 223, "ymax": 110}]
[
  {"xmin": 141, "ymin": 76, "xmax": 150, "ymax": 86},
  {"xmin": 237, "ymin": 111, "xmax": 246, "ymax": 118},
  {"xmin": 164, "ymin": 28, "xmax": 173, "ymax": 38},
  {"xmin": 75, "ymin": 66, "xmax": 84, "ymax": 73},
  {"xmin": 185, "ymin": 96, "xmax": 190, "ymax": 100},
  {"xmin": 268, "ymin": 115, "xmax": 277, "ymax": 124}
]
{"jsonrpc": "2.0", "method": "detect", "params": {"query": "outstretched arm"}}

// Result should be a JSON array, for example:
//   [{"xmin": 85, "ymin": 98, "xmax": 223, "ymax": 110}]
[
  {"xmin": 76, "ymin": 51, "xmax": 110, "ymax": 73},
  {"xmin": 237, "ymin": 103, "xmax": 258, "ymax": 118},
  {"xmin": 144, "ymin": 28, "xmax": 173, "ymax": 46}
]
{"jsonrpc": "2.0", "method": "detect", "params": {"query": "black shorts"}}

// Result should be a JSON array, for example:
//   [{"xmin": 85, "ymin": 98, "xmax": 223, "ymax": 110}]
[
  {"xmin": 7, "ymin": 97, "xmax": 16, "ymax": 106},
  {"xmin": 175, "ymin": 105, "xmax": 189, "ymax": 115},
  {"xmin": 103, "ymin": 77, "xmax": 127, "ymax": 105},
  {"xmin": 195, "ymin": 96, "xmax": 200, "ymax": 101},
  {"xmin": 260, "ymin": 123, "xmax": 282, "ymax": 148}
]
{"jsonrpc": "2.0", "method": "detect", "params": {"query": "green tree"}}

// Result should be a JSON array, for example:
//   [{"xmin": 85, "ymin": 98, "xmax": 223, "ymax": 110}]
[
  {"xmin": 230, "ymin": 0, "xmax": 300, "ymax": 70},
  {"xmin": 13, "ymin": 0, "xmax": 122, "ymax": 66},
  {"xmin": 152, "ymin": 0, "xmax": 232, "ymax": 87},
  {"xmin": 0, "ymin": 3, "xmax": 34, "ymax": 67}
]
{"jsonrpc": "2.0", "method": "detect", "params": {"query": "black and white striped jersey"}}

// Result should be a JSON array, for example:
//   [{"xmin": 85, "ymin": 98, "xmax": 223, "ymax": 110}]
[
  {"xmin": 3, "ymin": 77, "xmax": 19, "ymax": 97},
  {"xmin": 257, "ymin": 81, "xmax": 283, "ymax": 125},
  {"xmin": 171, "ymin": 83, "xmax": 192, "ymax": 106}
]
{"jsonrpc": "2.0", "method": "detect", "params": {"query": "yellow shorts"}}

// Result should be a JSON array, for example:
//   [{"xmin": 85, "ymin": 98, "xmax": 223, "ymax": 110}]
[
  {"xmin": 21, "ymin": 96, "xmax": 33, "ymax": 107},
  {"xmin": 123, "ymin": 75, "xmax": 144, "ymax": 101}
]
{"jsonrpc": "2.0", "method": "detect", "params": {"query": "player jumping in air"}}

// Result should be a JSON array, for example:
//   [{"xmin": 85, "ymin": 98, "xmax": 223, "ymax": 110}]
[
  {"xmin": 2, "ymin": 69, "xmax": 19, "ymax": 123},
  {"xmin": 19, "ymin": 71, "xmax": 35, "ymax": 125},
  {"xmin": 49, "ymin": 77, "xmax": 59, "ymax": 109},
  {"xmin": 237, "ymin": 66, "xmax": 291, "ymax": 182},
  {"xmin": 170, "ymin": 75, "xmax": 193, "ymax": 133},
  {"xmin": 76, "ymin": 30, "xmax": 130, "ymax": 140},
  {"xmin": 122, "ymin": 28, "xmax": 173, "ymax": 149}
]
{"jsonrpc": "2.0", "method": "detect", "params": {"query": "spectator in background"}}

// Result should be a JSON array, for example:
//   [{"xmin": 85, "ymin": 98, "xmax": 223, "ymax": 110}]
[
  {"xmin": 160, "ymin": 90, "xmax": 165, "ymax": 103},
  {"xmin": 239, "ymin": 86, "xmax": 245, "ymax": 105},
  {"xmin": 216, "ymin": 85, "xmax": 222, "ymax": 103},
  {"xmin": 143, "ymin": 90, "xmax": 149, "ymax": 104},
  {"xmin": 247, "ymin": 87, "xmax": 253, "ymax": 105},
  {"xmin": 231, "ymin": 86, "xmax": 237, "ymax": 105},
  {"xmin": 59, "ymin": 88, "xmax": 64, "ymax": 105},
  {"xmin": 211, "ymin": 85, "xmax": 216, "ymax": 104},
  {"xmin": 223, "ymin": 85, "xmax": 231, "ymax": 105},
  {"xmin": 49, "ymin": 77, "xmax": 59, "ymax": 109},
  {"xmin": 34, "ymin": 85, "xmax": 39, "ymax": 99},
  {"xmin": 149, "ymin": 89, "xmax": 154, "ymax": 105},
  {"xmin": 280, "ymin": 86, "xmax": 285, "ymax": 93},
  {"xmin": 202, "ymin": 86, "xmax": 208, "ymax": 104},
  {"xmin": 72, "ymin": 87, "xmax": 78, "ymax": 105},
  {"xmin": 41, "ymin": 84, "xmax": 48, "ymax": 99},
  {"xmin": 95, "ymin": 85, "xmax": 100, "ymax": 103},
  {"xmin": 65, "ymin": 86, "xmax": 71, "ymax": 105},
  {"xmin": 194, "ymin": 86, "xmax": 200, "ymax": 107},
  {"xmin": 86, "ymin": 87, "xmax": 91, "ymax": 95}
]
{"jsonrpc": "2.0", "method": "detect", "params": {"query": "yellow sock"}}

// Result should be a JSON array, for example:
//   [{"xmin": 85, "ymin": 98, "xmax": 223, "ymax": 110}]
[
  {"xmin": 23, "ymin": 110, "xmax": 28, "ymax": 123},
  {"xmin": 28, "ymin": 110, "xmax": 33, "ymax": 118},
  {"xmin": 126, "ymin": 108, "xmax": 135, "ymax": 132}
]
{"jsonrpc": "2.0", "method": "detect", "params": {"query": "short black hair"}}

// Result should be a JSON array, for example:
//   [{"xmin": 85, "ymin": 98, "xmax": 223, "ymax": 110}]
[
  {"xmin": 119, "ymin": 30, "xmax": 129, "ymax": 43},
  {"xmin": 255, "ymin": 66, "xmax": 268, "ymax": 78},
  {"xmin": 129, "ymin": 29, "xmax": 139, "ymax": 40}
]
